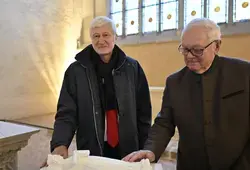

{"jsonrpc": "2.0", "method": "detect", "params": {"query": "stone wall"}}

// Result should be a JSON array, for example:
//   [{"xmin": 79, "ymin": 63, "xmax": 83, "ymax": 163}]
[{"xmin": 0, "ymin": 0, "xmax": 84, "ymax": 119}]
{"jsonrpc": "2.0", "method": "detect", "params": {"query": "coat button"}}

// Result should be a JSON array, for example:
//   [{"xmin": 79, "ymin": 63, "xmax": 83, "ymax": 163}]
[{"xmin": 95, "ymin": 111, "xmax": 98, "ymax": 115}]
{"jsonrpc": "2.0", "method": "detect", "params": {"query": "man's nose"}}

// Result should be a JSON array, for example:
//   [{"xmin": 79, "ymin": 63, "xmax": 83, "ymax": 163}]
[
  {"xmin": 186, "ymin": 51, "xmax": 195, "ymax": 59},
  {"xmin": 98, "ymin": 35, "xmax": 106, "ymax": 42}
]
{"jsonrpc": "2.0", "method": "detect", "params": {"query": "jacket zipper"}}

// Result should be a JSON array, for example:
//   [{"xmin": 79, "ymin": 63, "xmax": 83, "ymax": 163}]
[
  {"xmin": 112, "ymin": 58, "xmax": 127, "ymax": 122},
  {"xmin": 80, "ymin": 64, "xmax": 103, "ymax": 156}
]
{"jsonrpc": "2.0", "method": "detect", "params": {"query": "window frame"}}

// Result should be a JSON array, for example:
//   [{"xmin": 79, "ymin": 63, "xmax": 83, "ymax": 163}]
[{"xmin": 109, "ymin": 0, "xmax": 250, "ymax": 45}]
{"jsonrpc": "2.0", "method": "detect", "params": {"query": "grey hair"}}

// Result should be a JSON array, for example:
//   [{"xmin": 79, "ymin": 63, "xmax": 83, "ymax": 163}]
[
  {"xmin": 181, "ymin": 18, "xmax": 221, "ymax": 41},
  {"xmin": 90, "ymin": 16, "xmax": 116, "ymax": 35}
]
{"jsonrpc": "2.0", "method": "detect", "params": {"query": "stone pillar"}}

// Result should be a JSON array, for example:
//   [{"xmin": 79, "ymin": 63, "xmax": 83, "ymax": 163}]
[{"xmin": 0, "ymin": 121, "xmax": 39, "ymax": 170}]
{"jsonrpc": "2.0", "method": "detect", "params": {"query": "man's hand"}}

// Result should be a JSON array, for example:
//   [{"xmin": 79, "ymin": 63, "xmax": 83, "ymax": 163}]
[
  {"xmin": 40, "ymin": 145, "xmax": 68, "ymax": 168},
  {"xmin": 122, "ymin": 150, "xmax": 155, "ymax": 162},
  {"xmin": 52, "ymin": 145, "xmax": 68, "ymax": 158}
]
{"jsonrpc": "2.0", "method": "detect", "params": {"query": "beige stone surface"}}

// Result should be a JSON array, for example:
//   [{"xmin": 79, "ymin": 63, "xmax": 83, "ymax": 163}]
[{"xmin": 0, "ymin": 121, "xmax": 39, "ymax": 170}]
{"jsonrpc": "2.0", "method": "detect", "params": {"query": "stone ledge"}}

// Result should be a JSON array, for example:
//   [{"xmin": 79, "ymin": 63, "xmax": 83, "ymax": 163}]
[{"xmin": 0, "ymin": 121, "xmax": 40, "ymax": 170}]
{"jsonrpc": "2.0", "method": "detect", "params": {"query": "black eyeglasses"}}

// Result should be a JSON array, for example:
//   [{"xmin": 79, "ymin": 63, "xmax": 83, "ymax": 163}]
[{"xmin": 178, "ymin": 40, "xmax": 218, "ymax": 57}]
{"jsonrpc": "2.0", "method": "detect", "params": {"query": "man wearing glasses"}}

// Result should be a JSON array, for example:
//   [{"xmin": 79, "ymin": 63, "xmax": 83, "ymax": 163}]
[{"xmin": 123, "ymin": 18, "xmax": 250, "ymax": 170}]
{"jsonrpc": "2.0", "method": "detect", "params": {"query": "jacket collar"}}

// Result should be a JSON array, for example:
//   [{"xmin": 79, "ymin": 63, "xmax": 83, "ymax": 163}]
[{"xmin": 75, "ymin": 44, "xmax": 127, "ymax": 69}]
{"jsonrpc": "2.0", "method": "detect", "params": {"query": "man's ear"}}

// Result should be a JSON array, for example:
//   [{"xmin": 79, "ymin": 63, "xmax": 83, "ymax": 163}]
[
  {"xmin": 215, "ymin": 40, "xmax": 221, "ymax": 54},
  {"xmin": 217, "ymin": 40, "xmax": 222, "ymax": 48}
]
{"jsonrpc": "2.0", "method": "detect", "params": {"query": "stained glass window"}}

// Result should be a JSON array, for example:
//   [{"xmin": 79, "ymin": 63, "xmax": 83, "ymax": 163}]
[
  {"xmin": 125, "ymin": 0, "xmax": 139, "ymax": 35},
  {"xmin": 142, "ymin": 0, "xmax": 159, "ymax": 33},
  {"xmin": 208, "ymin": 0, "xmax": 228, "ymax": 23},
  {"xmin": 184, "ymin": 0, "xmax": 204, "ymax": 26},
  {"xmin": 109, "ymin": 0, "xmax": 249, "ymax": 39},
  {"xmin": 111, "ymin": 13, "xmax": 123, "ymax": 36},
  {"xmin": 161, "ymin": 0, "xmax": 179, "ymax": 30},
  {"xmin": 111, "ymin": 0, "xmax": 123, "ymax": 13},
  {"xmin": 233, "ymin": 0, "xmax": 250, "ymax": 22},
  {"xmin": 110, "ymin": 0, "xmax": 124, "ymax": 36}
]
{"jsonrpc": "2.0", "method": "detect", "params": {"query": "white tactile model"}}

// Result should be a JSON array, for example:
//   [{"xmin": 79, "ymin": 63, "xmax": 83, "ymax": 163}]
[{"xmin": 40, "ymin": 150, "xmax": 158, "ymax": 170}]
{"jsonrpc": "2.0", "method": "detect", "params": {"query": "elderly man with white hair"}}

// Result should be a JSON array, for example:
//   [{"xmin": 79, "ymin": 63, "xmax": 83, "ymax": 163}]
[
  {"xmin": 123, "ymin": 18, "xmax": 250, "ymax": 170},
  {"xmin": 43, "ymin": 16, "xmax": 152, "ymax": 166}
]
